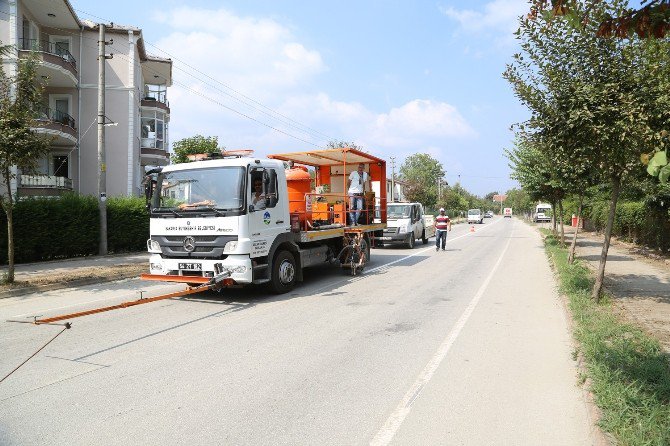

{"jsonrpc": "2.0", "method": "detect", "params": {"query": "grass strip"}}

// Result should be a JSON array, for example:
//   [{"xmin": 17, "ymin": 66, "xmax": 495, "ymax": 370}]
[{"xmin": 542, "ymin": 231, "xmax": 670, "ymax": 446}]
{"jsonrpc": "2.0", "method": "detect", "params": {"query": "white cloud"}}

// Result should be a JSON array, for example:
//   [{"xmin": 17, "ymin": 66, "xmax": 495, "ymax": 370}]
[
  {"xmin": 371, "ymin": 100, "xmax": 475, "ymax": 146},
  {"xmin": 150, "ymin": 7, "xmax": 476, "ymax": 174},
  {"xmin": 440, "ymin": 0, "xmax": 528, "ymax": 35},
  {"xmin": 153, "ymin": 7, "xmax": 325, "ymax": 95}
]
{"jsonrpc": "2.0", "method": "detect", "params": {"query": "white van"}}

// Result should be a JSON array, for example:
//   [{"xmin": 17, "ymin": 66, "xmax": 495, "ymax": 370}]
[
  {"xmin": 503, "ymin": 207, "xmax": 512, "ymax": 218},
  {"xmin": 467, "ymin": 208, "xmax": 484, "ymax": 224},
  {"xmin": 534, "ymin": 203, "xmax": 552, "ymax": 223}
]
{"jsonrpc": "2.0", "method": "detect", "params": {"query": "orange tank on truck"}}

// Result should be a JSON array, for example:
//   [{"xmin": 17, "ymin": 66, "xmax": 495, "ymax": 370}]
[{"xmin": 142, "ymin": 148, "xmax": 388, "ymax": 294}]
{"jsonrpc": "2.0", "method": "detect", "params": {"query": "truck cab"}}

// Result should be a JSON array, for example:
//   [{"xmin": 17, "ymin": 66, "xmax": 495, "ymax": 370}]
[{"xmin": 146, "ymin": 158, "xmax": 289, "ymax": 288}]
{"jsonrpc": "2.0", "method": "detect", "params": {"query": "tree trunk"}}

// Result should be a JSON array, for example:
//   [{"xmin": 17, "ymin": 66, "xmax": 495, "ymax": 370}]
[
  {"xmin": 568, "ymin": 194, "xmax": 584, "ymax": 264},
  {"xmin": 592, "ymin": 175, "xmax": 621, "ymax": 302},
  {"xmin": 2, "ymin": 167, "xmax": 14, "ymax": 283},
  {"xmin": 551, "ymin": 199, "xmax": 557, "ymax": 234},
  {"xmin": 558, "ymin": 199, "xmax": 565, "ymax": 247}
]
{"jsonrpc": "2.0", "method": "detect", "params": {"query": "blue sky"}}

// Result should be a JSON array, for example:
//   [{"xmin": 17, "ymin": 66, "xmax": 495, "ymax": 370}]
[{"xmin": 71, "ymin": 0, "xmax": 530, "ymax": 196}]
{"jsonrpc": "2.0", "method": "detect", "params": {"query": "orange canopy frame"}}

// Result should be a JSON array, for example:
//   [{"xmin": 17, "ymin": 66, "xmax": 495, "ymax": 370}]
[{"xmin": 268, "ymin": 147, "xmax": 387, "ymax": 223}]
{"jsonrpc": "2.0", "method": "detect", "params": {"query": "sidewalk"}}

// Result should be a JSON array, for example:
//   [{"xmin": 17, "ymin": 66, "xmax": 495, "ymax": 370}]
[
  {"xmin": 0, "ymin": 252, "xmax": 148, "ymax": 298},
  {"xmin": 562, "ymin": 225, "xmax": 670, "ymax": 352}
]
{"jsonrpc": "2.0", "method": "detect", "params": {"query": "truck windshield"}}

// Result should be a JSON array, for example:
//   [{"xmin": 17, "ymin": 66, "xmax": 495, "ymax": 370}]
[
  {"xmin": 154, "ymin": 167, "xmax": 246, "ymax": 212},
  {"xmin": 387, "ymin": 205, "xmax": 410, "ymax": 218}
]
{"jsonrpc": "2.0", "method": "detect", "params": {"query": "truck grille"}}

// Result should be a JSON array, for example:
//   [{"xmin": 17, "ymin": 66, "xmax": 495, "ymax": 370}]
[
  {"xmin": 383, "ymin": 227, "xmax": 399, "ymax": 235},
  {"xmin": 154, "ymin": 235, "xmax": 238, "ymax": 259}
]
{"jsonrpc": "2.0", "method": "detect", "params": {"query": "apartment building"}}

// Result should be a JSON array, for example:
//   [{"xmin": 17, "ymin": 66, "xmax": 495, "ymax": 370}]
[{"xmin": 0, "ymin": 0, "xmax": 172, "ymax": 198}]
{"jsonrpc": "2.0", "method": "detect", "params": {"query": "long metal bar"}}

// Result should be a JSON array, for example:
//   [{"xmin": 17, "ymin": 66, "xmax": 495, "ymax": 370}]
[
  {"xmin": 33, "ymin": 285, "xmax": 208, "ymax": 325},
  {"xmin": 140, "ymin": 274, "xmax": 210, "ymax": 284}
]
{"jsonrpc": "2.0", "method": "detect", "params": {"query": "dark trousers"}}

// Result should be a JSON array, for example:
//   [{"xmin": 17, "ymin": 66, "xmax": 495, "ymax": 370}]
[{"xmin": 436, "ymin": 229, "xmax": 447, "ymax": 249}]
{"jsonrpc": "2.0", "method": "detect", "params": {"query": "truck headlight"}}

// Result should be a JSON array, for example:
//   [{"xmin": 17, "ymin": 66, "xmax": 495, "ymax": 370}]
[
  {"xmin": 223, "ymin": 241, "xmax": 238, "ymax": 252},
  {"xmin": 147, "ymin": 239, "xmax": 161, "ymax": 253},
  {"xmin": 398, "ymin": 225, "xmax": 408, "ymax": 233}
]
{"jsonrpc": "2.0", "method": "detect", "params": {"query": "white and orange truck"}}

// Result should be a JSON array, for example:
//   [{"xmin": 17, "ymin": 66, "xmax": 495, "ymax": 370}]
[{"xmin": 142, "ymin": 148, "xmax": 387, "ymax": 293}]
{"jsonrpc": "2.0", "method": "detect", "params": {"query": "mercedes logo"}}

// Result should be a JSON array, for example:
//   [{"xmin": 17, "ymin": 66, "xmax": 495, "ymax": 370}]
[{"xmin": 183, "ymin": 236, "xmax": 196, "ymax": 253}]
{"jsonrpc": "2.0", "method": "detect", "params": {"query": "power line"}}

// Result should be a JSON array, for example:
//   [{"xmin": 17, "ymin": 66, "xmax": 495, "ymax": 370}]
[
  {"xmin": 26, "ymin": 3, "xmax": 339, "ymax": 145},
  {"xmin": 0, "ymin": 10, "xmax": 328, "ymax": 150}
]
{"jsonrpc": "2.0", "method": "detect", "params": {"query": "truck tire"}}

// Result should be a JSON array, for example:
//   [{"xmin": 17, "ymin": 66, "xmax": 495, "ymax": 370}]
[
  {"xmin": 269, "ymin": 250, "xmax": 296, "ymax": 294},
  {"xmin": 421, "ymin": 230, "xmax": 427, "ymax": 244},
  {"xmin": 406, "ymin": 232, "xmax": 415, "ymax": 249}
]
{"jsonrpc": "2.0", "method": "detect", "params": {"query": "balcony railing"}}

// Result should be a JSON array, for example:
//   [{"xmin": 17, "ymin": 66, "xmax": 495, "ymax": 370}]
[
  {"xmin": 141, "ymin": 137, "xmax": 165, "ymax": 150},
  {"xmin": 36, "ymin": 106, "xmax": 76, "ymax": 129},
  {"xmin": 18, "ymin": 174, "xmax": 72, "ymax": 189},
  {"xmin": 18, "ymin": 38, "xmax": 77, "ymax": 70}
]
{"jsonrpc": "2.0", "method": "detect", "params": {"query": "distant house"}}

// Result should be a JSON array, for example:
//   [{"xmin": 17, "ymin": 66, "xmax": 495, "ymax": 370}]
[
  {"xmin": 0, "ymin": 0, "xmax": 172, "ymax": 198},
  {"xmin": 387, "ymin": 178, "xmax": 407, "ymax": 202}
]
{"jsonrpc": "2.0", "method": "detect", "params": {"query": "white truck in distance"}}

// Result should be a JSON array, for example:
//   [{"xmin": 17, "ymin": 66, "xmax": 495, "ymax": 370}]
[
  {"xmin": 534, "ymin": 203, "xmax": 552, "ymax": 223},
  {"xmin": 377, "ymin": 202, "xmax": 435, "ymax": 248}
]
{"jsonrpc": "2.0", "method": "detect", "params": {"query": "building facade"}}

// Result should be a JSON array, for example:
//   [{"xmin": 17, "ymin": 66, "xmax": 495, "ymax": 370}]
[{"xmin": 0, "ymin": 0, "xmax": 171, "ymax": 198}]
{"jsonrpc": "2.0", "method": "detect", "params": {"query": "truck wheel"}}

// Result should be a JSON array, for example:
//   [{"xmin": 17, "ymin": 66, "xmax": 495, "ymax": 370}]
[
  {"xmin": 407, "ymin": 233, "xmax": 415, "ymax": 249},
  {"xmin": 269, "ymin": 251, "xmax": 296, "ymax": 294},
  {"xmin": 421, "ymin": 230, "xmax": 427, "ymax": 244}
]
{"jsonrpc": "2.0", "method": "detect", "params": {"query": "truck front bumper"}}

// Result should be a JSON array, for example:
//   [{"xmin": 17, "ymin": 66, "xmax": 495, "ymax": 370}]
[{"xmin": 148, "ymin": 254, "xmax": 253, "ymax": 284}]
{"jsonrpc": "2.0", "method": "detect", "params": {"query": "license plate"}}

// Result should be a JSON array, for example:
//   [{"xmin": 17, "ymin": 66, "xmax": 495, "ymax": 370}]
[{"xmin": 178, "ymin": 263, "xmax": 202, "ymax": 271}]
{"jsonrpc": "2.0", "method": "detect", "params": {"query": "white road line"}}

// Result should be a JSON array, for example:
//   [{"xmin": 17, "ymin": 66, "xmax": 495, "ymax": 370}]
[{"xmin": 369, "ymin": 220, "xmax": 515, "ymax": 446}]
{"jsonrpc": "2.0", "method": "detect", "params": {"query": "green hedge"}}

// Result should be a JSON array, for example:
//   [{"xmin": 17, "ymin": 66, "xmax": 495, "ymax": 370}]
[
  {"xmin": 0, "ymin": 194, "xmax": 149, "ymax": 264},
  {"xmin": 583, "ymin": 200, "xmax": 670, "ymax": 251}
]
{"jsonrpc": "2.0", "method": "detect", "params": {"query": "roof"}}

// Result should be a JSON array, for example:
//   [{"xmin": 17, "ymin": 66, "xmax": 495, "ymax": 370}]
[{"xmin": 268, "ymin": 147, "xmax": 385, "ymax": 167}]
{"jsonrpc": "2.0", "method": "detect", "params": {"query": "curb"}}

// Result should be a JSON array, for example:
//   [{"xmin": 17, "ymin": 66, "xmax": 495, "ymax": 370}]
[
  {"xmin": 0, "ymin": 270, "xmax": 142, "ymax": 299},
  {"xmin": 540, "ymin": 231, "xmax": 614, "ymax": 446}
]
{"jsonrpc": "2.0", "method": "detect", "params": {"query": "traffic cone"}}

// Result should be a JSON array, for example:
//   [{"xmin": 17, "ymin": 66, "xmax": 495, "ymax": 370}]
[{"xmin": 470, "ymin": 225, "xmax": 475, "ymax": 232}]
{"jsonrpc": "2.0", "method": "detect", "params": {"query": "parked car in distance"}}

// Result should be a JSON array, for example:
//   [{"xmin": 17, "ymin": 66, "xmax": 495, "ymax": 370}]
[
  {"xmin": 467, "ymin": 208, "xmax": 484, "ymax": 224},
  {"xmin": 484, "ymin": 211, "xmax": 494, "ymax": 218}
]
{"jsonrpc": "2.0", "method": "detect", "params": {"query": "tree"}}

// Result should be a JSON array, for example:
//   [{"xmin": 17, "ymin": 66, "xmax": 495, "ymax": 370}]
[
  {"xmin": 504, "ymin": 188, "xmax": 535, "ymax": 216},
  {"xmin": 505, "ymin": 0, "xmax": 667, "ymax": 300},
  {"xmin": 326, "ymin": 139, "xmax": 365, "ymax": 152},
  {"xmin": 0, "ymin": 44, "xmax": 52, "ymax": 283},
  {"xmin": 171, "ymin": 135, "xmax": 223, "ymax": 164},
  {"xmin": 399, "ymin": 153, "xmax": 444, "ymax": 209},
  {"xmin": 531, "ymin": 0, "xmax": 670, "ymax": 38},
  {"xmin": 441, "ymin": 187, "xmax": 469, "ymax": 213}
]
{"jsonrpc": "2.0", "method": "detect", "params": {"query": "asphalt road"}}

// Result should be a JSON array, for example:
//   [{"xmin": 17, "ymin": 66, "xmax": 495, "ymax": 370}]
[{"xmin": 0, "ymin": 218, "xmax": 595, "ymax": 445}]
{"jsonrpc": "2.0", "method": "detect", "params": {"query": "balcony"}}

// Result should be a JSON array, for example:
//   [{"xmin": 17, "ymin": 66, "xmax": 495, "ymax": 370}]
[
  {"xmin": 18, "ymin": 38, "xmax": 77, "ymax": 87},
  {"xmin": 141, "ymin": 92, "xmax": 170, "ymax": 112},
  {"xmin": 141, "ymin": 147, "xmax": 170, "ymax": 166},
  {"xmin": 17, "ymin": 174, "xmax": 73, "ymax": 198},
  {"xmin": 32, "ymin": 107, "xmax": 77, "ymax": 146}
]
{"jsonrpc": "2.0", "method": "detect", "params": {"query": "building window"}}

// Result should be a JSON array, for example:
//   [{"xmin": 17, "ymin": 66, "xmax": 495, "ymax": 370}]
[
  {"xmin": 53, "ymin": 155, "xmax": 68, "ymax": 177},
  {"xmin": 141, "ymin": 110, "xmax": 166, "ymax": 150}
]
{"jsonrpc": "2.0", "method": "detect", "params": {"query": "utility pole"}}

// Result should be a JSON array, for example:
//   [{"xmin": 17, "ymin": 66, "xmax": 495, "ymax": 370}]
[
  {"xmin": 98, "ymin": 24, "xmax": 113, "ymax": 255},
  {"xmin": 389, "ymin": 156, "xmax": 395, "ymax": 202}
]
